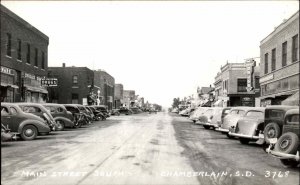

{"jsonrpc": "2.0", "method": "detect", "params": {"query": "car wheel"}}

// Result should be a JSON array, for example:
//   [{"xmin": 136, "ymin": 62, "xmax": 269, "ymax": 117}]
[
  {"xmin": 21, "ymin": 125, "xmax": 37, "ymax": 140},
  {"xmin": 240, "ymin": 138, "xmax": 250, "ymax": 144},
  {"xmin": 264, "ymin": 123, "xmax": 281, "ymax": 144},
  {"xmin": 274, "ymin": 132, "xmax": 299, "ymax": 154},
  {"xmin": 226, "ymin": 133, "xmax": 234, "ymax": 139},
  {"xmin": 203, "ymin": 125, "xmax": 210, "ymax": 129},
  {"xmin": 56, "ymin": 120, "xmax": 65, "ymax": 131},
  {"xmin": 279, "ymin": 159, "xmax": 299, "ymax": 168}
]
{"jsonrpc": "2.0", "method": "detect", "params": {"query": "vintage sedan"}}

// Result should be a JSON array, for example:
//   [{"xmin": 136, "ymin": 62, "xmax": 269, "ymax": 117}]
[
  {"xmin": 86, "ymin": 106, "xmax": 105, "ymax": 121},
  {"xmin": 266, "ymin": 109, "xmax": 299, "ymax": 167},
  {"xmin": 63, "ymin": 104, "xmax": 85, "ymax": 128},
  {"xmin": 257, "ymin": 105, "xmax": 298, "ymax": 144},
  {"xmin": 198, "ymin": 107, "xmax": 224, "ymax": 129},
  {"xmin": 1, "ymin": 103, "xmax": 51, "ymax": 140},
  {"xmin": 110, "ymin": 109, "xmax": 120, "ymax": 116},
  {"xmin": 228, "ymin": 107, "xmax": 265, "ymax": 144},
  {"xmin": 43, "ymin": 103, "xmax": 75, "ymax": 130},
  {"xmin": 118, "ymin": 107, "xmax": 133, "ymax": 115},
  {"xmin": 215, "ymin": 107, "xmax": 252, "ymax": 137},
  {"xmin": 15, "ymin": 103, "xmax": 58, "ymax": 131},
  {"xmin": 189, "ymin": 107, "xmax": 208, "ymax": 124},
  {"xmin": 92, "ymin": 105, "xmax": 110, "ymax": 118}
]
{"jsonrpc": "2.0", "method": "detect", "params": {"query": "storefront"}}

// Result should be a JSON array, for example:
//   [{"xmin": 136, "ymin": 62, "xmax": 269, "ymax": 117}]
[
  {"xmin": 0, "ymin": 66, "xmax": 19, "ymax": 102},
  {"xmin": 228, "ymin": 94, "xmax": 255, "ymax": 107},
  {"xmin": 260, "ymin": 74, "xmax": 299, "ymax": 106},
  {"xmin": 22, "ymin": 72, "xmax": 48, "ymax": 103}
]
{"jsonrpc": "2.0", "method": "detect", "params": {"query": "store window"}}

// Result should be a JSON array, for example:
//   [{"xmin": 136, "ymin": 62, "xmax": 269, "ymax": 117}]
[
  {"xmin": 264, "ymin": 53, "xmax": 268, "ymax": 74},
  {"xmin": 41, "ymin": 52, "xmax": 45, "ymax": 69},
  {"xmin": 17, "ymin": 39, "xmax": 22, "ymax": 61},
  {"xmin": 271, "ymin": 48, "xmax": 276, "ymax": 71},
  {"xmin": 237, "ymin": 79, "xmax": 247, "ymax": 92},
  {"xmin": 34, "ymin": 48, "xmax": 38, "ymax": 67},
  {"xmin": 72, "ymin": 93, "xmax": 79, "ymax": 104},
  {"xmin": 73, "ymin": 75, "xmax": 78, "ymax": 84},
  {"xmin": 26, "ymin": 44, "xmax": 31, "ymax": 64},
  {"xmin": 292, "ymin": 34, "xmax": 298, "ymax": 62},
  {"xmin": 282, "ymin": 41, "xmax": 287, "ymax": 67},
  {"xmin": 6, "ymin": 33, "xmax": 12, "ymax": 57}
]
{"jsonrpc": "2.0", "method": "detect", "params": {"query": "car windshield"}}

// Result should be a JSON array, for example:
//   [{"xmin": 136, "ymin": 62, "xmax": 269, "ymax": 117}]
[
  {"xmin": 268, "ymin": 110, "xmax": 284, "ymax": 119},
  {"xmin": 229, "ymin": 110, "xmax": 239, "ymax": 115},
  {"xmin": 287, "ymin": 114, "xmax": 299, "ymax": 123},
  {"xmin": 246, "ymin": 111, "xmax": 264, "ymax": 118}
]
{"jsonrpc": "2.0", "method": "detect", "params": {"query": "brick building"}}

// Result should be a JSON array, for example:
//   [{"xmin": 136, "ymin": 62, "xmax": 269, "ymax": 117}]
[
  {"xmin": 1, "ymin": 5, "xmax": 49, "ymax": 103},
  {"xmin": 259, "ymin": 11, "xmax": 299, "ymax": 106},
  {"xmin": 213, "ymin": 59, "xmax": 260, "ymax": 107},
  {"xmin": 114, "ymin": 83, "xmax": 123, "ymax": 109},
  {"xmin": 123, "ymin": 90, "xmax": 135, "ymax": 108},
  {"xmin": 48, "ymin": 64, "xmax": 95, "ymax": 105},
  {"xmin": 93, "ymin": 70, "xmax": 115, "ymax": 110}
]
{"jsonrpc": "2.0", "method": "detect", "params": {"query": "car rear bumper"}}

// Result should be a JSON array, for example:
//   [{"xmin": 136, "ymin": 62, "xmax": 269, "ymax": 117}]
[
  {"xmin": 228, "ymin": 132, "xmax": 259, "ymax": 140},
  {"xmin": 215, "ymin": 127, "xmax": 229, "ymax": 133}
]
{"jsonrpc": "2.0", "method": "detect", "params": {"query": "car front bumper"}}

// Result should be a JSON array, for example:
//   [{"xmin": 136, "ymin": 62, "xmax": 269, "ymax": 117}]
[{"xmin": 266, "ymin": 148, "xmax": 300, "ymax": 161}]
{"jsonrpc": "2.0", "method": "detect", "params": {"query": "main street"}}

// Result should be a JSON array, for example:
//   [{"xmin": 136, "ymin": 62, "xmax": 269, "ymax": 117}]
[{"xmin": 1, "ymin": 112, "xmax": 299, "ymax": 185}]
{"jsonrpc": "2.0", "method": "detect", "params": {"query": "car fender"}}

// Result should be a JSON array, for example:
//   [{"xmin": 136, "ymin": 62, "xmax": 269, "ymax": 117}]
[
  {"xmin": 53, "ymin": 117, "xmax": 74, "ymax": 127},
  {"xmin": 18, "ymin": 119, "xmax": 50, "ymax": 134}
]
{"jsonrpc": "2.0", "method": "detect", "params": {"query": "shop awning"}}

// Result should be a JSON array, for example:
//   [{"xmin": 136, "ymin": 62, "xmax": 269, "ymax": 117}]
[
  {"xmin": 1, "ymin": 82, "xmax": 19, "ymax": 89},
  {"xmin": 282, "ymin": 91, "xmax": 299, "ymax": 106},
  {"xmin": 25, "ymin": 85, "xmax": 48, "ymax": 94}
]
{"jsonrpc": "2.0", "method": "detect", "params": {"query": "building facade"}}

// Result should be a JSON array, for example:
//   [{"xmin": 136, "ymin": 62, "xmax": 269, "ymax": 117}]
[
  {"xmin": 114, "ymin": 83, "xmax": 123, "ymax": 109},
  {"xmin": 123, "ymin": 90, "xmax": 135, "ymax": 108},
  {"xmin": 1, "ymin": 5, "xmax": 49, "ymax": 103},
  {"xmin": 94, "ymin": 70, "xmax": 115, "ymax": 110},
  {"xmin": 48, "ymin": 64, "xmax": 95, "ymax": 105},
  {"xmin": 259, "ymin": 11, "xmax": 299, "ymax": 106},
  {"xmin": 213, "ymin": 60, "xmax": 260, "ymax": 107}
]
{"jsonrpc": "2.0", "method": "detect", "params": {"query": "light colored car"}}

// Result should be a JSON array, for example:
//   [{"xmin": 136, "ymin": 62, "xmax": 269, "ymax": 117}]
[
  {"xmin": 215, "ymin": 107, "xmax": 253, "ymax": 138},
  {"xmin": 228, "ymin": 107, "xmax": 266, "ymax": 144},
  {"xmin": 198, "ymin": 107, "xmax": 224, "ymax": 129},
  {"xmin": 189, "ymin": 107, "xmax": 208, "ymax": 124}
]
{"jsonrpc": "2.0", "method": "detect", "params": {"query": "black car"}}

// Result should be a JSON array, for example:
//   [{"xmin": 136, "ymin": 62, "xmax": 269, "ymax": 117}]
[
  {"xmin": 86, "ymin": 106, "xmax": 106, "ymax": 121},
  {"xmin": 92, "ymin": 105, "xmax": 110, "ymax": 118},
  {"xmin": 119, "ymin": 107, "xmax": 133, "ymax": 115}
]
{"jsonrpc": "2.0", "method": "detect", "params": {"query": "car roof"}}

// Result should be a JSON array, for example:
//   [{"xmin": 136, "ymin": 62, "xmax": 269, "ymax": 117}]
[
  {"xmin": 285, "ymin": 108, "xmax": 299, "ymax": 116},
  {"xmin": 14, "ymin": 102, "xmax": 46, "ymax": 108}
]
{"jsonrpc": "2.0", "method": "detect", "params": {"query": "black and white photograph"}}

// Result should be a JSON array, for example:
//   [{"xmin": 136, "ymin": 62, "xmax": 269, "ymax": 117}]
[{"xmin": 1, "ymin": 1, "xmax": 299, "ymax": 185}]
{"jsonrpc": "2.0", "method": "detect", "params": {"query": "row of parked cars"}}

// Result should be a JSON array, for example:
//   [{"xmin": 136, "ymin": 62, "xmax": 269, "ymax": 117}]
[
  {"xmin": 1, "ymin": 103, "xmax": 111, "ymax": 141},
  {"xmin": 177, "ymin": 105, "xmax": 299, "ymax": 167}
]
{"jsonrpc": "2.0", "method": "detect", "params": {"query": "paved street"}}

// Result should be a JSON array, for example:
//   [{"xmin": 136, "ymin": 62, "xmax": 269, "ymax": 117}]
[{"xmin": 1, "ymin": 112, "xmax": 299, "ymax": 185}]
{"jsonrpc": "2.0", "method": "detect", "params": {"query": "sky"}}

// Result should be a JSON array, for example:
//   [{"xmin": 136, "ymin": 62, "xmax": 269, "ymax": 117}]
[{"xmin": 2, "ymin": 1, "xmax": 299, "ymax": 107}]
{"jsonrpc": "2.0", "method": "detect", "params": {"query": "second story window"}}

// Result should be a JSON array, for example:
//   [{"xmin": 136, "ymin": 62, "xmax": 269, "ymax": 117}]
[
  {"xmin": 73, "ymin": 75, "xmax": 78, "ymax": 84},
  {"xmin": 6, "ymin": 33, "xmax": 12, "ymax": 57},
  {"xmin": 237, "ymin": 79, "xmax": 247, "ymax": 92},
  {"xmin": 17, "ymin": 39, "xmax": 22, "ymax": 60},
  {"xmin": 264, "ymin": 53, "xmax": 268, "ymax": 74},
  {"xmin": 271, "ymin": 48, "xmax": 276, "ymax": 71},
  {"xmin": 282, "ymin": 41, "xmax": 287, "ymax": 67},
  {"xmin": 34, "ymin": 48, "xmax": 38, "ymax": 67},
  {"xmin": 41, "ymin": 52, "xmax": 45, "ymax": 69},
  {"xmin": 292, "ymin": 34, "xmax": 298, "ymax": 62},
  {"xmin": 26, "ymin": 44, "xmax": 31, "ymax": 64}
]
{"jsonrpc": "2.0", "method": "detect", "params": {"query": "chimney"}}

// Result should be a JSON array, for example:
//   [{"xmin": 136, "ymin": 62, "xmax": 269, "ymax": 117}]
[{"xmin": 62, "ymin": 63, "xmax": 66, "ymax": 67}]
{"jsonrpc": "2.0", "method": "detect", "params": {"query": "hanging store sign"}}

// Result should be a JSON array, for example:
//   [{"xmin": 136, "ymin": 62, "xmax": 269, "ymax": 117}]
[
  {"xmin": 1, "ymin": 66, "xmax": 14, "ymax": 75},
  {"xmin": 245, "ymin": 60, "xmax": 256, "ymax": 92},
  {"xmin": 41, "ymin": 78, "xmax": 58, "ymax": 87}
]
